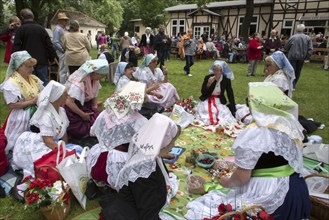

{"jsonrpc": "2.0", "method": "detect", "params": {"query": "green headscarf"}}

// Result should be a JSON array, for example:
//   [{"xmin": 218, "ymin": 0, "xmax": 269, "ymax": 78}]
[
  {"xmin": 140, "ymin": 54, "xmax": 156, "ymax": 68},
  {"xmin": 248, "ymin": 82, "xmax": 304, "ymax": 146}
]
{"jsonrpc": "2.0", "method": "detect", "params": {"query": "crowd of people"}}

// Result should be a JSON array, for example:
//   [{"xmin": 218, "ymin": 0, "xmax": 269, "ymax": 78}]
[{"xmin": 0, "ymin": 7, "xmax": 325, "ymax": 220}]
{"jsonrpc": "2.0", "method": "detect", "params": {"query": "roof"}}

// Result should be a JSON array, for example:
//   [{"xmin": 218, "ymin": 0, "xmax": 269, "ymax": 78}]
[
  {"xmin": 187, "ymin": 8, "xmax": 221, "ymax": 17},
  {"xmin": 50, "ymin": 10, "xmax": 107, "ymax": 28},
  {"xmin": 165, "ymin": 0, "xmax": 273, "ymax": 12}
]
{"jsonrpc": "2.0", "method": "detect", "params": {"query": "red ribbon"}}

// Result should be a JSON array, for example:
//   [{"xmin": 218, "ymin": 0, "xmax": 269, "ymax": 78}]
[{"xmin": 207, "ymin": 95, "xmax": 220, "ymax": 125}]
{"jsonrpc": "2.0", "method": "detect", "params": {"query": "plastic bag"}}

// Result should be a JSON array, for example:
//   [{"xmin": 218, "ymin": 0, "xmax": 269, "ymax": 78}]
[
  {"xmin": 303, "ymin": 144, "xmax": 329, "ymax": 164},
  {"xmin": 170, "ymin": 104, "xmax": 195, "ymax": 129}
]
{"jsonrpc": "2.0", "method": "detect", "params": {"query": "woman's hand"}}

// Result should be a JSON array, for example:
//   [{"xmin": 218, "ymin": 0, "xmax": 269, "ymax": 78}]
[
  {"xmin": 154, "ymin": 92, "xmax": 163, "ymax": 99},
  {"xmin": 81, "ymin": 112, "xmax": 94, "ymax": 121},
  {"xmin": 219, "ymin": 176, "xmax": 230, "ymax": 187},
  {"xmin": 30, "ymin": 96, "xmax": 38, "ymax": 105},
  {"xmin": 207, "ymin": 76, "xmax": 216, "ymax": 87},
  {"xmin": 149, "ymin": 83, "xmax": 160, "ymax": 91}
]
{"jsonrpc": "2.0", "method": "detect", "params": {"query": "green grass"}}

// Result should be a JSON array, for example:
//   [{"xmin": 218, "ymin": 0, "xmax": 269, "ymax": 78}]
[{"xmin": 0, "ymin": 47, "xmax": 328, "ymax": 219}]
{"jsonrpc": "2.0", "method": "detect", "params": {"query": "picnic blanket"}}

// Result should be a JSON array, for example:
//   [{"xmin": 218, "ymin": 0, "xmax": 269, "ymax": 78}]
[{"xmin": 164, "ymin": 126, "xmax": 235, "ymax": 218}]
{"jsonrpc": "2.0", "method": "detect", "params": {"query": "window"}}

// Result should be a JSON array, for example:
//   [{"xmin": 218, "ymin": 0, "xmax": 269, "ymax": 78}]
[
  {"xmin": 237, "ymin": 15, "xmax": 259, "ymax": 37},
  {"xmin": 134, "ymin": 26, "xmax": 140, "ymax": 33},
  {"xmin": 283, "ymin": 19, "xmax": 294, "ymax": 28},
  {"xmin": 281, "ymin": 19, "xmax": 294, "ymax": 37},
  {"xmin": 172, "ymin": 19, "xmax": 185, "ymax": 36},
  {"xmin": 194, "ymin": 26, "xmax": 210, "ymax": 40}
]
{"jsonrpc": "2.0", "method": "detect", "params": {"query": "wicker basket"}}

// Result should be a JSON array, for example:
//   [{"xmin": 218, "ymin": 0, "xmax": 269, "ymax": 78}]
[
  {"xmin": 217, "ymin": 205, "xmax": 265, "ymax": 220},
  {"xmin": 38, "ymin": 166, "xmax": 71, "ymax": 220},
  {"xmin": 304, "ymin": 173, "xmax": 329, "ymax": 220}
]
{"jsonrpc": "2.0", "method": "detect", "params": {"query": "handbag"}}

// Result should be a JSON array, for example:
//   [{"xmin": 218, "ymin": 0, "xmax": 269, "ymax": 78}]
[
  {"xmin": 57, "ymin": 147, "xmax": 89, "ymax": 209},
  {"xmin": 0, "ymin": 127, "xmax": 8, "ymax": 176},
  {"xmin": 34, "ymin": 141, "xmax": 76, "ymax": 184}
]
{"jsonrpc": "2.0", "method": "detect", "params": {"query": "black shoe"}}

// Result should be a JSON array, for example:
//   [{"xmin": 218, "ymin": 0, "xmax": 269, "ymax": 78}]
[
  {"xmin": 10, "ymin": 186, "xmax": 25, "ymax": 203},
  {"xmin": 10, "ymin": 174, "xmax": 25, "ymax": 203}
]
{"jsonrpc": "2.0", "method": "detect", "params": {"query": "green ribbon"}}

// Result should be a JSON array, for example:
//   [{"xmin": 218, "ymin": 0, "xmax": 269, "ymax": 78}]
[
  {"xmin": 24, "ymin": 104, "xmax": 37, "ymax": 118},
  {"xmin": 251, "ymin": 164, "xmax": 295, "ymax": 177},
  {"xmin": 204, "ymin": 182, "xmax": 230, "ymax": 193}
]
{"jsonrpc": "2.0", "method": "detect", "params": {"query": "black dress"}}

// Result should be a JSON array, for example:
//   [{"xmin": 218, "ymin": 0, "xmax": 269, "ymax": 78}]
[{"xmin": 100, "ymin": 162, "xmax": 167, "ymax": 220}]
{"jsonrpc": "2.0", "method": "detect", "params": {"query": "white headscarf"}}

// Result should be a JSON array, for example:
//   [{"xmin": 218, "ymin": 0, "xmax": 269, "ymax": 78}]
[
  {"xmin": 113, "ymin": 62, "xmax": 128, "ymax": 85},
  {"xmin": 115, "ymin": 113, "xmax": 180, "ymax": 190},
  {"xmin": 209, "ymin": 60, "xmax": 234, "ymax": 80},
  {"xmin": 269, "ymin": 51, "xmax": 295, "ymax": 97},
  {"xmin": 30, "ymin": 80, "xmax": 66, "ymax": 128},
  {"xmin": 0, "ymin": 51, "xmax": 34, "ymax": 90}
]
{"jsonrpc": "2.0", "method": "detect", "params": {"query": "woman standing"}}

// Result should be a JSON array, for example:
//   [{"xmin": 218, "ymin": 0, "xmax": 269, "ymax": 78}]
[
  {"xmin": 134, "ymin": 54, "xmax": 179, "ymax": 109},
  {"xmin": 0, "ymin": 51, "xmax": 43, "ymax": 153},
  {"xmin": 139, "ymin": 27, "xmax": 154, "ymax": 56},
  {"xmin": 63, "ymin": 20, "xmax": 91, "ymax": 74},
  {"xmin": 247, "ymin": 32, "xmax": 263, "ymax": 76},
  {"xmin": 64, "ymin": 59, "xmax": 108, "ymax": 139}
]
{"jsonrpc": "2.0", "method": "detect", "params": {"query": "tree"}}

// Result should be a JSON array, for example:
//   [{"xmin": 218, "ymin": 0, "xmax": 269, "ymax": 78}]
[
  {"xmin": 136, "ymin": 0, "xmax": 167, "ymax": 29},
  {"xmin": 240, "ymin": 0, "xmax": 254, "ymax": 43}
]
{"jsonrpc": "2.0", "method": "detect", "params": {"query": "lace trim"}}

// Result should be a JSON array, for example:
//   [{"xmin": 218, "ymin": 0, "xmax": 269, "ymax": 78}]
[
  {"xmin": 184, "ymin": 178, "xmax": 289, "ymax": 219},
  {"xmin": 115, "ymin": 159, "xmax": 157, "ymax": 190},
  {"xmin": 233, "ymin": 127, "xmax": 304, "ymax": 176}
]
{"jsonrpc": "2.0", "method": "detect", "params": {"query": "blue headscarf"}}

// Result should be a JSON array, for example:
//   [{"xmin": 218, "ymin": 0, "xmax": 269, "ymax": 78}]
[
  {"xmin": 79, "ymin": 59, "xmax": 109, "ymax": 75},
  {"xmin": 114, "ymin": 62, "xmax": 128, "ymax": 85},
  {"xmin": 140, "ymin": 54, "xmax": 156, "ymax": 68},
  {"xmin": 209, "ymin": 60, "xmax": 234, "ymax": 80},
  {"xmin": 270, "ymin": 51, "xmax": 295, "ymax": 97}
]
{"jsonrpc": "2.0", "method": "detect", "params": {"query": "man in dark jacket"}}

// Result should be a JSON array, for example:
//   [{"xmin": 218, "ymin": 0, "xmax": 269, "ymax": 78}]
[
  {"xmin": 153, "ymin": 25, "xmax": 171, "ymax": 69},
  {"xmin": 284, "ymin": 24, "xmax": 313, "ymax": 89},
  {"xmin": 12, "ymin": 8, "xmax": 56, "ymax": 85},
  {"xmin": 264, "ymin": 29, "xmax": 281, "ymax": 56}
]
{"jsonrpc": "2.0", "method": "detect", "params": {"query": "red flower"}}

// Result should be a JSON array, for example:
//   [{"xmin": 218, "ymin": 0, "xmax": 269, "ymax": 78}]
[
  {"xmin": 226, "ymin": 203, "xmax": 233, "ymax": 211},
  {"xmin": 214, "ymin": 144, "xmax": 221, "ymax": 149},
  {"xmin": 218, "ymin": 203, "xmax": 226, "ymax": 214},
  {"xmin": 198, "ymin": 148, "xmax": 205, "ymax": 153},
  {"xmin": 233, "ymin": 215, "xmax": 241, "ymax": 220},
  {"xmin": 259, "ymin": 211, "xmax": 270, "ymax": 220},
  {"xmin": 211, "ymin": 215, "xmax": 220, "ymax": 220},
  {"xmin": 63, "ymin": 194, "xmax": 70, "ymax": 204},
  {"xmin": 22, "ymin": 175, "xmax": 33, "ymax": 183},
  {"xmin": 27, "ymin": 193, "xmax": 40, "ymax": 204}
]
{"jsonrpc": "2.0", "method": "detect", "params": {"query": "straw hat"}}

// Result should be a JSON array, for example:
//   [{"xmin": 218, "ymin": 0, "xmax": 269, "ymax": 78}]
[{"xmin": 57, "ymin": 12, "xmax": 69, "ymax": 20}]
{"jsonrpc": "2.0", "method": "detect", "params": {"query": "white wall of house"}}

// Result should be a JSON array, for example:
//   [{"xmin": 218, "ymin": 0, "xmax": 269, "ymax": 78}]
[{"xmin": 50, "ymin": 24, "xmax": 105, "ymax": 47}]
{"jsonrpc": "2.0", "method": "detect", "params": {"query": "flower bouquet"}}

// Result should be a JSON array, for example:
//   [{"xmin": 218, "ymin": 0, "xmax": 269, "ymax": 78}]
[
  {"xmin": 203, "ymin": 203, "xmax": 274, "ymax": 220},
  {"xmin": 24, "ymin": 167, "xmax": 71, "ymax": 220},
  {"xmin": 167, "ymin": 96, "xmax": 197, "ymax": 114}
]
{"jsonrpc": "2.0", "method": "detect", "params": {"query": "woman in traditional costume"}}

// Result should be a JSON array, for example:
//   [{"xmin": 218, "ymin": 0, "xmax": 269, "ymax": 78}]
[
  {"xmin": 133, "ymin": 54, "xmax": 179, "ymax": 109},
  {"xmin": 11, "ymin": 80, "xmax": 68, "ymax": 202},
  {"xmin": 264, "ymin": 50, "xmax": 295, "ymax": 98},
  {"xmin": 87, "ymin": 81, "xmax": 148, "ymax": 189},
  {"xmin": 64, "ymin": 59, "xmax": 108, "ymax": 138},
  {"xmin": 0, "ymin": 51, "xmax": 43, "ymax": 153},
  {"xmin": 196, "ymin": 61, "xmax": 241, "ymax": 136},
  {"xmin": 101, "ymin": 113, "xmax": 181, "ymax": 220},
  {"xmin": 185, "ymin": 82, "xmax": 311, "ymax": 220},
  {"xmin": 114, "ymin": 62, "xmax": 135, "ymax": 92}
]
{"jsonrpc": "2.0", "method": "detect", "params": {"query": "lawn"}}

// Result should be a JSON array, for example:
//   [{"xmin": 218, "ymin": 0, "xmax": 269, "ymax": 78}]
[{"xmin": 0, "ymin": 47, "xmax": 328, "ymax": 219}]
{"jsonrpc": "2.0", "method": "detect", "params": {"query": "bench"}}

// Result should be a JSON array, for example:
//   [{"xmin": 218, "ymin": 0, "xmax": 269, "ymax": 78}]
[{"xmin": 310, "ymin": 47, "xmax": 328, "ymax": 62}]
